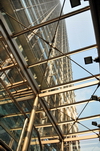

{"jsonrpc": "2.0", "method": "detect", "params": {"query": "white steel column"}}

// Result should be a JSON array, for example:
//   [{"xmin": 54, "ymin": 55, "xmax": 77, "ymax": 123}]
[
  {"xmin": 17, "ymin": 118, "xmax": 29, "ymax": 151},
  {"xmin": 61, "ymin": 141, "xmax": 64, "ymax": 151},
  {"xmin": 39, "ymin": 80, "xmax": 99, "ymax": 97},
  {"xmin": 22, "ymin": 95, "xmax": 38, "ymax": 151}
]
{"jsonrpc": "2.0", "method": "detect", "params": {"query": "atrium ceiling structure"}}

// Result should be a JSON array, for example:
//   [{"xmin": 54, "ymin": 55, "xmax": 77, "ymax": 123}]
[{"xmin": 0, "ymin": 0, "xmax": 100, "ymax": 151}]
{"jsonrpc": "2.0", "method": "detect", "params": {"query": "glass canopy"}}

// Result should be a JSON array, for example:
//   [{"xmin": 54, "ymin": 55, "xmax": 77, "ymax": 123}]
[{"xmin": 0, "ymin": 0, "xmax": 100, "ymax": 150}]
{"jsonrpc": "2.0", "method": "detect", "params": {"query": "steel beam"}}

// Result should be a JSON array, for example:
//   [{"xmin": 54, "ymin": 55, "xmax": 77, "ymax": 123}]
[
  {"xmin": 41, "ymin": 74, "xmax": 100, "ymax": 92},
  {"xmin": 12, "ymin": 92, "xmax": 33, "ymax": 98},
  {"xmin": 0, "ymin": 74, "xmax": 100, "ymax": 105},
  {"xmin": 30, "ymin": 134, "xmax": 98, "ymax": 145},
  {"xmin": 39, "ymin": 80, "xmax": 99, "ymax": 97},
  {"xmin": 11, "ymin": 88, "xmax": 32, "ymax": 95},
  {"xmin": 7, "ymin": 81, "xmax": 27, "ymax": 89},
  {"xmin": 61, "ymin": 141, "xmax": 64, "ymax": 151},
  {"xmin": 1, "ymin": 9, "xmax": 97, "ymax": 145},
  {"xmin": 9, "ymin": 128, "xmax": 100, "ymax": 146},
  {"xmin": 39, "ymin": 98, "xmax": 64, "ymax": 141},
  {"xmin": 0, "ymin": 18, "xmax": 39, "ymax": 95},
  {"xmin": 28, "ymin": 44, "xmax": 97, "ymax": 68},
  {"xmin": 11, "ymin": 6, "xmax": 90, "ymax": 38},
  {"xmin": 13, "ymin": 92, "xmax": 33, "ymax": 98},
  {"xmin": 0, "ymin": 95, "xmax": 34, "ymax": 105},
  {"xmin": 0, "ymin": 78, "xmax": 27, "ymax": 118},
  {"xmin": 64, "ymin": 134, "xmax": 98, "ymax": 142},
  {"xmin": 35, "ymin": 114, "xmax": 100, "ymax": 128},
  {"xmin": 22, "ymin": 96, "xmax": 38, "ymax": 151},
  {"xmin": 15, "ymin": 95, "xmax": 34, "ymax": 102},
  {"xmin": 10, "ymin": 114, "xmax": 100, "ymax": 130},
  {"xmin": 31, "ymin": 128, "xmax": 99, "ymax": 140},
  {"xmin": 1, "ymin": 98, "xmax": 95, "ymax": 118},
  {"xmin": 39, "ymin": 139, "xmax": 59, "ymax": 145},
  {"xmin": 49, "ymin": 99, "xmax": 94, "ymax": 111},
  {"xmin": 0, "ymin": 63, "xmax": 17, "ymax": 72}
]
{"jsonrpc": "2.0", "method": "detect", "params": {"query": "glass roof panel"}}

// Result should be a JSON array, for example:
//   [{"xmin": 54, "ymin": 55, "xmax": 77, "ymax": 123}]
[
  {"xmin": 72, "ymin": 52, "xmax": 99, "ymax": 79},
  {"xmin": 79, "ymin": 139, "xmax": 100, "ymax": 151},
  {"xmin": 66, "ymin": 10, "xmax": 96, "ymax": 50},
  {"xmin": 0, "ymin": 0, "xmax": 100, "ymax": 150},
  {"xmin": 0, "ymin": 126, "xmax": 18, "ymax": 150},
  {"xmin": 0, "ymin": 115, "xmax": 24, "ymax": 129},
  {"xmin": 0, "ymin": 103, "xmax": 19, "ymax": 115},
  {"xmin": 37, "ymin": 126, "xmax": 58, "ymax": 137}
]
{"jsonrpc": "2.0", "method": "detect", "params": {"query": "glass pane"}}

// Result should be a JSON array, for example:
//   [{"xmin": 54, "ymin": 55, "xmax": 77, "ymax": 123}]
[
  {"xmin": 0, "ymin": 41, "xmax": 9, "ymax": 63},
  {"xmin": 1, "ymin": 116, "xmax": 24, "ymax": 129},
  {"xmin": 12, "ymin": 0, "xmax": 23, "ymax": 9},
  {"xmin": 42, "ymin": 143, "xmax": 61, "ymax": 151},
  {"xmin": 37, "ymin": 126, "xmax": 57, "ymax": 137},
  {"xmin": 80, "ymin": 139, "xmax": 100, "ymax": 151},
  {"xmin": 0, "ymin": 126, "xmax": 18, "ymax": 150},
  {"xmin": 30, "ymin": 127, "xmax": 42, "ymax": 151}
]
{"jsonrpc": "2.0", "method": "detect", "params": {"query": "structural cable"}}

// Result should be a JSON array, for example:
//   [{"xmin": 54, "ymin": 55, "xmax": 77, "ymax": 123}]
[
  {"xmin": 5, "ymin": 9, "xmax": 100, "ymax": 81},
  {"xmin": 40, "ymin": 0, "xmax": 66, "ymax": 88},
  {"xmin": 32, "ymin": 34, "xmax": 100, "ymax": 82},
  {"xmin": 4, "ymin": 10, "xmax": 59, "ymax": 144},
  {"xmin": 42, "ymin": 97, "xmax": 99, "ymax": 137},
  {"xmin": 5, "ymin": 2, "xmax": 100, "ymax": 140},
  {"xmin": 66, "ymin": 84, "xmax": 100, "ymax": 136}
]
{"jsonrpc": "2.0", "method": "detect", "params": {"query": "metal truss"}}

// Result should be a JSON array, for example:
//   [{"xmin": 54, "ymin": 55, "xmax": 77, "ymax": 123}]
[
  {"xmin": 41, "ymin": 74, "xmax": 100, "ymax": 92},
  {"xmin": 11, "ymin": 6, "xmax": 90, "ymax": 38},
  {"xmin": 0, "ymin": 0, "xmax": 100, "ymax": 149},
  {"xmin": 10, "ymin": 114, "xmax": 100, "ymax": 130},
  {"xmin": 0, "ymin": 98, "xmax": 95, "ymax": 120},
  {"xmin": 36, "ymin": 134, "xmax": 98, "ymax": 144},
  {"xmin": 39, "ymin": 79, "xmax": 99, "ymax": 97},
  {"xmin": 0, "ymin": 122, "xmax": 18, "ymax": 143},
  {"xmin": 31, "ymin": 128, "xmax": 99, "ymax": 139},
  {"xmin": 0, "ymin": 14, "xmax": 64, "ymax": 143},
  {"xmin": 30, "ymin": 128, "xmax": 99, "ymax": 144},
  {"xmin": 0, "ymin": 64, "xmax": 17, "ymax": 71},
  {"xmin": 28, "ymin": 44, "xmax": 97, "ymax": 68}
]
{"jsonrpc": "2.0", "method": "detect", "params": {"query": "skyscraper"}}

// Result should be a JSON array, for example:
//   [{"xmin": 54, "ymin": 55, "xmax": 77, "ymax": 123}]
[{"xmin": 0, "ymin": 0, "xmax": 80, "ymax": 150}]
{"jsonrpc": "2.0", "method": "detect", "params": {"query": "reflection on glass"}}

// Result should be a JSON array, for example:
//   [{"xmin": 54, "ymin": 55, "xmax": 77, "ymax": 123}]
[
  {"xmin": 43, "ymin": 143, "xmax": 61, "ymax": 151},
  {"xmin": 0, "ymin": 116, "xmax": 24, "ymax": 129},
  {"xmin": 37, "ymin": 126, "xmax": 57, "ymax": 137},
  {"xmin": 0, "ymin": 126, "xmax": 17, "ymax": 150},
  {"xmin": 30, "ymin": 126, "xmax": 42, "ymax": 151}
]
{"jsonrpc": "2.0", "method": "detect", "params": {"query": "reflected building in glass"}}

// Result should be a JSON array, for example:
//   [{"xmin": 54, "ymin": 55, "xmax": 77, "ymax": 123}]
[{"xmin": 0, "ymin": 0, "xmax": 80, "ymax": 150}]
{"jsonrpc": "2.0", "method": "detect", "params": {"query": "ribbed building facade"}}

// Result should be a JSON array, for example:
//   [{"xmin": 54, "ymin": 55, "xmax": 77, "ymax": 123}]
[{"xmin": 0, "ymin": 0, "xmax": 80, "ymax": 150}]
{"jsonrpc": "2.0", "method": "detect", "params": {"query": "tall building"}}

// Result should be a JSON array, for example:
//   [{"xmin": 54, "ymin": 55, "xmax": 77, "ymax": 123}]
[{"xmin": 1, "ymin": 0, "xmax": 98, "ymax": 151}]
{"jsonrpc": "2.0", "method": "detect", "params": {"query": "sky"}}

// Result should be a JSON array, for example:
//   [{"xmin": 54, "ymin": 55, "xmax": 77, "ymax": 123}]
[{"xmin": 60, "ymin": 0, "xmax": 100, "ymax": 150}]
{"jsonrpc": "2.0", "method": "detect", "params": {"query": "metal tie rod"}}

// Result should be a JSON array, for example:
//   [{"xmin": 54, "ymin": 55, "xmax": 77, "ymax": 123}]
[
  {"xmin": 11, "ymin": 6, "xmax": 90, "ymax": 38},
  {"xmin": 22, "ymin": 96, "xmax": 38, "ymax": 151},
  {"xmin": 28, "ymin": 44, "xmax": 97, "ymax": 68}
]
